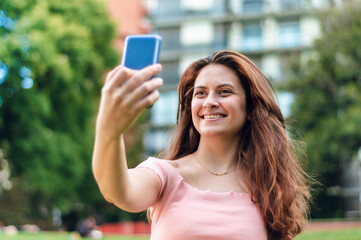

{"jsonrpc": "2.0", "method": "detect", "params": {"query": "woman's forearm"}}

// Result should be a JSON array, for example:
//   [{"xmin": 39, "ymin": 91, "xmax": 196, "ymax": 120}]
[{"xmin": 92, "ymin": 134, "xmax": 130, "ymax": 204}]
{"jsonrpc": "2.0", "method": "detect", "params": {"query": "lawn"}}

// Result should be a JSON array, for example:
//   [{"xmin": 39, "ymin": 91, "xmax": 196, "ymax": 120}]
[
  {"xmin": 296, "ymin": 228, "xmax": 361, "ymax": 240},
  {"xmin": 2, "ymin": 228, "xmax": 361, "ymax": 240}
]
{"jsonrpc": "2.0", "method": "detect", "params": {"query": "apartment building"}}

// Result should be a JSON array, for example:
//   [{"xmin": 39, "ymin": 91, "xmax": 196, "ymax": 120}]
[{"xmin": 144, "ymin": 0, "xmax": 339, "ymax": 154}]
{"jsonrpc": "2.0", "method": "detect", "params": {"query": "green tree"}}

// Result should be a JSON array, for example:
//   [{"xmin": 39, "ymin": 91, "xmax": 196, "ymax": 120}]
[
  {"xmin": 0, "ymin": 0, "xmax": 119, "ymax": 226},
  {"xmin": 283, "ymin": 2, "xmax": 361, "ymax": 218}
]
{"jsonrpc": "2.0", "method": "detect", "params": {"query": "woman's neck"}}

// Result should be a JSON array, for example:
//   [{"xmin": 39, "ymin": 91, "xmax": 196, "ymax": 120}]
[{"xmin": 195, "ymin": 136, "xmax": 239, "ymax": 172}]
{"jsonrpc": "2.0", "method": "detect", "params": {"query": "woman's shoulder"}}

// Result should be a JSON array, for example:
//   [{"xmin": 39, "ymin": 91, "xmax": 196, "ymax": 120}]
[
  {"xmin": 167, "ymin": 155, "xmax": 195, "ymax": 171},
  {"xmin": 169, "ymin": 155, "xmax": 202, "ymax": 185},
  {"xmin": 148, "ymin": 155, "xmax": 197, "ymax": 179}
]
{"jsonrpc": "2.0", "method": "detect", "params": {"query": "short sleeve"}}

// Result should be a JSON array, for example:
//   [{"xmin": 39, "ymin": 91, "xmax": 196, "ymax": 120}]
[{"xmin": 136, "ymin": 157, "xmax": 168, "ymax": 198}]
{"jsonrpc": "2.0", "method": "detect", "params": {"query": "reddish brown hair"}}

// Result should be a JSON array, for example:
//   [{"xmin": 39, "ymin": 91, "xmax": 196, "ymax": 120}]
[{"xmin": 164, "ymin": 50, "xmax": 310, "ymax": 239}]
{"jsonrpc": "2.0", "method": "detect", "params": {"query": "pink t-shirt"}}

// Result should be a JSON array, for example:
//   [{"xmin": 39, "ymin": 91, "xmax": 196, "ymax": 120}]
[{"xmin": 137, "ymin": 157, "xmax": 267, "ymax": 240}]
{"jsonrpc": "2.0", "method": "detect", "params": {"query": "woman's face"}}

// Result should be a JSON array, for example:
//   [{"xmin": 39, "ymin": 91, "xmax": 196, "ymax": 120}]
[{"xmin": 191, "ymin": 64, "xmax": 247, "ymax": 140}]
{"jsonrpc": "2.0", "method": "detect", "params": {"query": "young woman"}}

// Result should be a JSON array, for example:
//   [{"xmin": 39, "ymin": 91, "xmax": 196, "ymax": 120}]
[{"xmin": 92, "ymin": 50, "xmax": 311, "ymax": 240}]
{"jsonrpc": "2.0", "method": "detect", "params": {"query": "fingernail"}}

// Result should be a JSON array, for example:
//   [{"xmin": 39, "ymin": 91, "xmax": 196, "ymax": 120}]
[{"xmin": 155, "ymin": 64, "xmax": 162, "ymax": 70}]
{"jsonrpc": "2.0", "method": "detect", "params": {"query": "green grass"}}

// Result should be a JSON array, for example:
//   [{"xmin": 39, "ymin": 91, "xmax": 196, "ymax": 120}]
[
  {"xmin": 2, "ymin": 228, "xmax": 361, "ymax": 240},
  {"xmin": 296, "ymin": 228, "xmax": 361, "ymax": 240}
]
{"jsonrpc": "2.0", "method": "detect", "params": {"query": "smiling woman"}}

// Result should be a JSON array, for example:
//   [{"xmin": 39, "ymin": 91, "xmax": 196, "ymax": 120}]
[{"xmin": 92, "ymin": 50, "xmax": 311, "ymax": 240}]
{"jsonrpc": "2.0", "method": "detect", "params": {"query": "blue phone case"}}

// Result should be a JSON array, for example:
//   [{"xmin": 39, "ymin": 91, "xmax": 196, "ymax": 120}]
[{"xmin": 121, "ymin": 35, "xmax": 162, "ymax": 70}]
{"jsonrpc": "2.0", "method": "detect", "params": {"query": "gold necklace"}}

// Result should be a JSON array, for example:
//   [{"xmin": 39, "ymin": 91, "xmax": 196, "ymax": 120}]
[{"xmin": 193, "ymin": 153, "xmax": 236, "ymax": 176}]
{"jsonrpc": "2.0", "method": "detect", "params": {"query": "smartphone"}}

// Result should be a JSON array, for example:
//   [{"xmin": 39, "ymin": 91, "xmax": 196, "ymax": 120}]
[{"xmin": 121, "ymin": 34, "xmax": 162, "ymax": 70}]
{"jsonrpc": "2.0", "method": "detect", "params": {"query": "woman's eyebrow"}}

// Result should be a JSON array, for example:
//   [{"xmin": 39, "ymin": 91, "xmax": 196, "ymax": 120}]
[
  {"xmin": 194, "ymin": 84, "xmax": 235, "ymax": 89},
  {"xmin": 217, "ymin": 83, "xmax": 235, "ymax": 88}
]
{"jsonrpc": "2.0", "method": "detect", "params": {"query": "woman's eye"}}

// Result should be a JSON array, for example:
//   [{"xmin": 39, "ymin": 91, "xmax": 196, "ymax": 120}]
[
  {"xmin": 194, "ymin": 90, "xmax": 206, "ymax": 96},
  {"xmin": 220, "ymin": 89, "xmax": 232, "ymax": 95}
]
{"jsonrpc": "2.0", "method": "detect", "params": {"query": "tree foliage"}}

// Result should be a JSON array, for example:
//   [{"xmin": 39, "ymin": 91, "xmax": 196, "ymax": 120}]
[
  {"xmin": 284, "ymin": 2, "xmax": 361, "ymax": 218},
  {"xmin": 0, "ymin": 0, "xmax": 119, "ymax": 224}
]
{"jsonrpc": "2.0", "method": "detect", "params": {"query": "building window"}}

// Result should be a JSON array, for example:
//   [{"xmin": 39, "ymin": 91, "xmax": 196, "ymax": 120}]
[
  {"xmin": 180, "ymin": 21, "xmax": 214, "ymax": 46},
  {"xmin": 150, "ymin": 90, "xmax": 178, "ymax": 127},
  {"xmin": 159, "ymin": 27, "xmax": 180, "ymax": 50},
  {"xmin": 249, "ymin": 55, "xmax": 262, "ymax": 71},
  {"xmin": 158, "ymin": 61, "xmax": 180, "ymax": 87},
  {"xmin": 181, "ymin": 0, "xmax": 214, "ymax": 11},
  {"xmin": 213, "ymin": 23, "xmax": 228, "ymax": 49},
  {"xmin": 242, "ymin": 22, "xmax": 263, "ymax": 51},
  {"xmin": 156, "ymin": 0, "xmax": 182, "ymax": 18},
  {"xmin": 277, "ymin": 92, "xmax": 294, "ymax": 118},
  {"xmin": 144, "ymin": 130, "xmax": 170, "ymax": 154},
  {"xmin": 243, "ymin": 0, "xmax": 263, "ymax": 13},
  {"xmin": 280, "ymin": 52, "xmax": 299, "ymax": 80},
  {"xmin": 147, "ymin": 90, "xmax": 178, "ymax": 154},
  {"xmin": 279, "ymin": 20, "xmax": 301, "ymax": 48},
  {"xmin": 179, "ymin": 53, "xmax": 208, "ymax": 77},
  {"xmin": 280, "ymin": 0, "xmax": 301, "ymax": 10}
]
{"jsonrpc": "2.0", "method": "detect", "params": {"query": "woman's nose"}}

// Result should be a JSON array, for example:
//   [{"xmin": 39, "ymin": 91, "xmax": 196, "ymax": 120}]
[{"xmin": 202, "ymin": 94, "xmax": 219, "ymax": 109}]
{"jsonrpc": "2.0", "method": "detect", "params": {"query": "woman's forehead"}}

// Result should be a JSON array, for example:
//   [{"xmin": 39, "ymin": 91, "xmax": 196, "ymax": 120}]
[{"xmin": 194, "ymin": 64, "xmax": 241, "ymax": 87}]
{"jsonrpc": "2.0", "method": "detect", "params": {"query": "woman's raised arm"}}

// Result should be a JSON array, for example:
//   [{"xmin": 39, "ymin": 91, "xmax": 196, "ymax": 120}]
[{"xmin": 92, "ymin": 64, "xmax": 163, "ymax": 212}]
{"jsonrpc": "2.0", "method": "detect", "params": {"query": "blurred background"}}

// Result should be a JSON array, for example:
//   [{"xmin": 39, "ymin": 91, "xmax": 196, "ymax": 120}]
[{"xmin": 0, "ymin": 0, "xmax": 361, "ymax": 236}]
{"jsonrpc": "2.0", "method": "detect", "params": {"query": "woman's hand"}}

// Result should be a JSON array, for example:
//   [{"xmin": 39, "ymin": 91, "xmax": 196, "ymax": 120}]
[{"xmin": 96, "ymin": 64, "xmax": 163, "ymax": 142}]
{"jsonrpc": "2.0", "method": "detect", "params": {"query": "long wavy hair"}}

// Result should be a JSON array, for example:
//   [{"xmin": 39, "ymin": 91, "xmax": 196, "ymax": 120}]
[{"xmin": 163, "ymin": 50, "xmax": 311, "ymax": 239}]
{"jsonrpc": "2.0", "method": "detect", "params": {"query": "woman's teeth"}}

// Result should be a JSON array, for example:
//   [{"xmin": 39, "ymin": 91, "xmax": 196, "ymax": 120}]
[{"xmin": 204, "ymin": 115, "xmax": 223, "ymax": 119}]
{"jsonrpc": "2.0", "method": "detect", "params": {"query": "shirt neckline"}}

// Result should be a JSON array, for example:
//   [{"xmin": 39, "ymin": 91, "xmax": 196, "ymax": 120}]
[{"xmin": 158, "ymin": 158, "xmax": 252, "ymax": 197}]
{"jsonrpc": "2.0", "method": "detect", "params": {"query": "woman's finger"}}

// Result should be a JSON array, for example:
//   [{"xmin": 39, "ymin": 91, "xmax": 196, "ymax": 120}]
[
  {"xmin": 105, "ymin": 65, "xmax": 123, "ymax": 84},
  {"xmin": 133, "ymin": 89, "xmax": 161, "ymax": 112},
  {"xmin": 122, "ymin": 64, "xmax": 162, "ymax": 93},
  {"xmin": 122, "ymin": 77, "xmax": 163, "ymax": 106},
  {"xmin": 107, "ymin": 67, "xmax": 136, "ymax": 89}
]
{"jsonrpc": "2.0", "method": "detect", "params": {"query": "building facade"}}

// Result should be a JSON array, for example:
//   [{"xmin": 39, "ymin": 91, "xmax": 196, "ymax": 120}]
[{"xmin": 145, "ymin": 0, "xmax": 340, "ymax": 154}]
